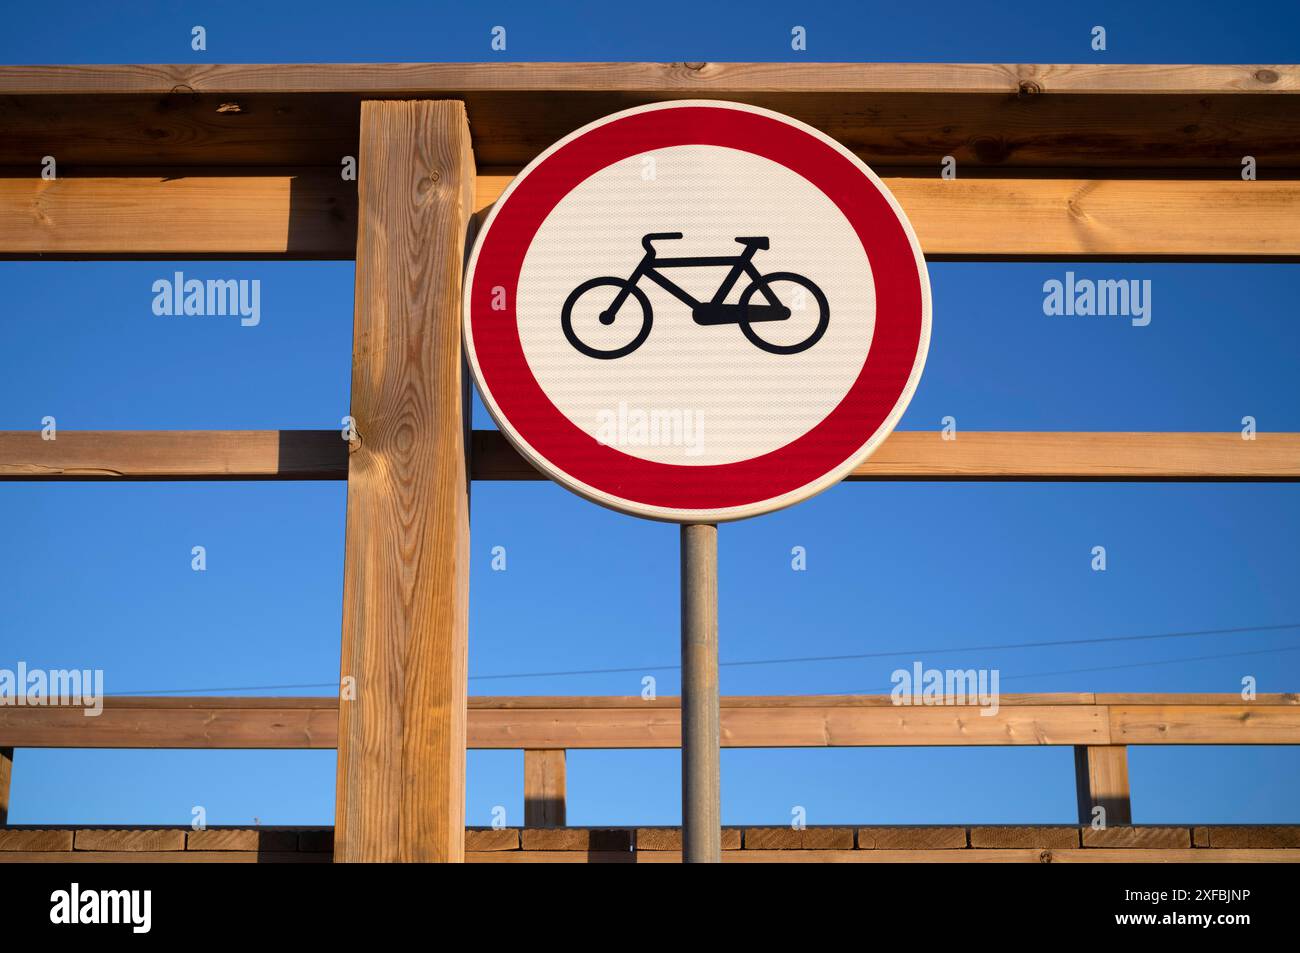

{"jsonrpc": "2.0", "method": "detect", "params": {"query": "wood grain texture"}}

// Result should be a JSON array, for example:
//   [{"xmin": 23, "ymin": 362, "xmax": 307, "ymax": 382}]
[
  {"xmin": 1074, "ymin": 745, "xmax": 1132, "ymax": 825},
  {"xmin": 523, "ymin": 749, "xmax": 566, "ymax": 828},
  {"xmin": 0, "ymin": 430, "xmax": 348, "ymax": 480},
  {"xmin": 858, "ymin": 826, "xmax": 968, "ymax": 849},
  {"xmin": 1, "ymin": 65, "xmax": 1298, "ymax": 172},
  {"xmin": 1081, "ymin": 826, "xmax": 1190, "ymax": 849},
  {"xmin": 635, "ymin": 827, "xmax": 743, "ymax": 850},
  {"xmin": 467, "ymin": 703, "xmax": 1110, "ymax": 747},
  {"xmin": 0, "ymin": 747, "xmax": 10, "ymax": 825},
  {"xmin": 0, "ymin": 702, "xmax": 337, "ymax": 748},
  {"xmin": 1110, "ymin": 704, "xmax": 1300, "ymax": 743},
  {"xmin": 472, "ymin": 429, "xmax": 1300, "ymax": 482},
  {"xmin": 969, "ymin": 826, "xmax": 1080, "ymax": 849},
  {"xmin": 0, "ymin": 828, "xmax": 73, "ymax": 851},
  {"xmin": 6, "ymin": 697, "xmax": 1299, "ymax": 750},
  {"xmin": 74, "ymin": 829, "xmax": 186, "ymax": 851},
  {"xmin": 333, "ymin": 100, "xmax": 475, "ymax": 863},
  {"xmin": 0, "ymin": 169, "xmax": 355, "ymax": 257},
  {"xmin": 3, "ymin": 63, "xmax": 1295, "ymax": 96},
  {"xmin": 475, "ymin": 174, "xmax": 1300, "ymax": 258},
  {"xmin": 6, "ymin": 430, "xmax": 1296, "ymax": 481},
  {"xmin": 7, "ymin": 171, "xmax": 1296, "ymax": 260},
  {"xmin": 1192, "ymin": 826, "xmax": 1300, "ymax": 848}
]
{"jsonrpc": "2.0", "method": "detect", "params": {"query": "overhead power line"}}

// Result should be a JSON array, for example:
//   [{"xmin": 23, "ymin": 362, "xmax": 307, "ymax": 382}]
[{"xmin": 103, "ymin": 621, "xmax": 1300, "ymax": 696}]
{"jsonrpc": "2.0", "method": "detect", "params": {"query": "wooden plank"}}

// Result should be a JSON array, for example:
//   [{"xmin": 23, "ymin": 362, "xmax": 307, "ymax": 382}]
[
  {"xmin": 636, "ymin": 849, "xmax": 1047, "ymax": 863},
  {"xmin": 0, "ymin": 850, "xmax": 330, "ymax": 863},
  {"xmin": 0, "ymin": 828, "xmax": 71, "ymax": 851},
  {"xmin": 472, "ymin": 693, "xmax": 1099, "ymax": 709},
  {"xmin": 186, "ymin": 828, "xmax": 300, "ymax": 851},
  {"xmin": 475, "ymin": 173, "xmax": 1300, "ymax": 258},
  {"xmin": 472, "ymin": 430, "xmax": 1300, "ymax": 482},
  {"xmin": 523, "ymin": 749, "xmax": 566, "ymax": 828},
  {"xmin": 970, "ymin": 826, "xmax": 1080, "ymax": 849},
  {"xmin": 5, "ymin": 697, "xmax": 1298, "ymax": 750},
  {"xmin": 858, "ymin": 826, "xmax": 968, "ymax": 849},
  {"xmin": 75, "ymin": 829, "xmax": 186, "ymax": 851},
  {"xmin": 520, "ymin": 829, "xmax": 633, "ymax": 851},
  {"xmin": 1097, "ymin": 693, "xmax": 1300, "ymax": 705},
  {"xmin": 1, "ymin": 65, "xmax": 1298, "ymax": 173},
  {"xmin": 1193, "ymin": 826, "xmax": 1300, "ymax": 848},
  {"xmin": 635, "ymin": 828, "xmax": 743, "ymax": 850},
  {"xmin": 0, "ymin": 704, "xmax": 337, "ymax": 748},
  {"xmin": 0, "ymin": 169, "xmax": 355, "ymax": 258},
  {"xmin": 1081, "ymin": 826, "xmax": 1190, "ymax": 849},
  {"xmin": 3, "ymin": 63, "xmax": 1295, "ymax": 96},
  {"xmin": 9, "ymin": 172, "xmax": 1296, "ymax": 260},
  {"xmin": 1074, "ymin": 745, "xmax": 1132, "ymax": 826},
  {"xmin": 744, "ymin": 827, "xmax": 855, "ymax": 849},
  {"xmin": 334, "ymin": 100, "xmax": 475, "ymax": 864},
  {"xmin": 0, "ymin": 430, "xmax": 347, "ymax": 480},
  {"xmin": 0, "ymin": 747, "xmax": 11, "ymax": 825},
  {"xmin": 1053, "ymin": 848, "xmax": 1300, "ymax": 863},
  {"xmin": 7, "ymin": 430, "xmax": 1297, "ymax": 482},
  {"xmin": 464, "ymin": 828, "xmax": 519, "ymax": 851},
  {"xmin": 1111, "ymin": 705, "xmax": 1300, "ymax": 743},
  {"xmin": 469, "ymin": 704, "xmax": 1109, "ymax": 748}
]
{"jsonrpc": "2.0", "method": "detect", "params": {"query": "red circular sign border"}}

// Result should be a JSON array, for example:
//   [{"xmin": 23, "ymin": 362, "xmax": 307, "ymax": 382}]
[{"xmin": 465, "ymin": 101, "xmax": 929, "ymax": 521}]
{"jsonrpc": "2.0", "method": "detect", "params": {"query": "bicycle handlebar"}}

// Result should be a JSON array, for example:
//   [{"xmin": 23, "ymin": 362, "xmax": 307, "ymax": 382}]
[{"xmin": 642, "ymin": 232, "xmax": 684, "ymax": 253}]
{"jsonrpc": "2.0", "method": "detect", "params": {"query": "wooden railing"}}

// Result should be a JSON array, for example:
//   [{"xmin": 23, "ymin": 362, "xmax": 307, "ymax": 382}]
[{"xmin": 2, "ymin": 693, "xmax": 1297, "ymax": 828}]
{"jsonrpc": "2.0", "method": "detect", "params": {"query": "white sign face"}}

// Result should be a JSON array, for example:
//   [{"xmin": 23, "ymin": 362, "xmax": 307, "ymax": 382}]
[{"xmin": 464, "ymin": 100, "xmax": 931, "ymax": 522}]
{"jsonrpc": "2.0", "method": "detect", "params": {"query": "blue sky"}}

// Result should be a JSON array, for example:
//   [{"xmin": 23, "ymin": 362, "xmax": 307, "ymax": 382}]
[{"xmin": 1, "ymin": 2, "xmax": 1298, "ymax": 829}]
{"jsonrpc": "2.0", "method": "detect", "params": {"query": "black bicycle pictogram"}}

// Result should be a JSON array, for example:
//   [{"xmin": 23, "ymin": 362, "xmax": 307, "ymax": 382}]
[{"xmin": 561, "ymin": 233, "xmax": 830, "ymax": 359}]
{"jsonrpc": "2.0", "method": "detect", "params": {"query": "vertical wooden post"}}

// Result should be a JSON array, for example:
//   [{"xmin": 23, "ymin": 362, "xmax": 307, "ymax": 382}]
[
  {"xmin": 681, "ymin": 523, "xmax": 721, "ymax": 863},
  {"xmin": 524, "ymin": 749, "xmax": 567, "ymax": 827},
  {"xmin": 335, "ymin": 100, "xmax": 475, "ymax": 863},
  {"xmin": 0, "ymin": 747, "xmax": 12, "ymax": 825},
  {"xmin": 1074, "ymin": 745, "xmax": 1132, "ymax": 826}
]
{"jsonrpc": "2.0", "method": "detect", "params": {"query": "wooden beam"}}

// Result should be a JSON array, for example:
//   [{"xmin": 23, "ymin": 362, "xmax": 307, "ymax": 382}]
[
  {"xmin": 473, "ymin": 430, "xmax": 1300, "ymax": 482},
  {"xmin": 4, "ymin": 696, "xmax": 1299, "ymax": 750},
  {"xmin": 0, "ymin": 63, "xmax": 1295, "ymax": 96},
  {"xmin": 475, "ymin": 175, "xmax": 1300, "ymax": 259},
  {"xmin": 0, "ymin": 170, "xmax": 355, "ymax": 258},
  {"xmin": 523, "ymin": 750, "xmax": 567, "ymax": 827},
  {"xmin": 0, "ymin": 747, "xmax": 12, "ymax": 825},
  {"xmin": 334, "ymin": 100, "xmax": 475, "ymax": 864},
  {"xmin": 0, "ymin": 430, "xmax": 347, "ymax": 480},
  {"xmin": 1074, "ymin": 746, "xmax": 1133, "ymax": 826},
  {"xmin": 0, "ymin": 65, "xmax": 1297, "ymax": 170},
  {"xmin": 6, "ymin": 171, "xmax": 1296, "ymax": 260},
  {"xmin": 9, "ymin": 430, "xmax": 1297, "ymax": 483},
  {"xmin": 1110, "ymin": 704, "xmax": 1300, "ymax": 743},
  {"xmin": 0, "ymin": 701, "xmax": 338, "ymax": 748}
]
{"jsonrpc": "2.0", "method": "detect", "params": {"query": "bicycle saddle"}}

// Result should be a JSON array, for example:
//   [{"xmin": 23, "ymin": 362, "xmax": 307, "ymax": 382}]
[{"xmin": 734, "ymin": 236, "xmax": 770, "ymax": 250}]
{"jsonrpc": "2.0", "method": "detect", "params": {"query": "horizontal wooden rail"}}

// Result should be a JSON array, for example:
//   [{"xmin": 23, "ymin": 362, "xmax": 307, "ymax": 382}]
[
  {"xmin": 0, "ymin": 430, "xmax": 349, "ymax": 480},
  {"xmin": 0, "ymin": 170, "xmax": 355, "ymax": 258},
  {"xmin": 3, "ymin": 63, "xmax": 1296, "ymax": 96},
  {"xmin": 1, "ymin": 694, "xmax": 1296, "ymax": 749},
  {"xmin": 0, "ymin": 64, "xmax": 1298, "ymax": 169},
  {"xmin": 477, "ymin": 175, "xmax": 1300, "ymax": 260},
  {"xmin": 471, "ymin": 430, "xmax": 1300, "ymax": 482},
  {"xmin": 4, "ymin": 171, "xmax": 1299, "ymax": 259},
  {"xmin": 4, "ymin": 430, "xmax": 1299, "ymax": 482}
]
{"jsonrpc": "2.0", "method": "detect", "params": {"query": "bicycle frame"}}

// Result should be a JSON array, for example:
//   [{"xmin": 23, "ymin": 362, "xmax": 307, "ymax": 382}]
[{"xmin": 607, "ymin": 243, "xmax": 783, "ymax": 322}]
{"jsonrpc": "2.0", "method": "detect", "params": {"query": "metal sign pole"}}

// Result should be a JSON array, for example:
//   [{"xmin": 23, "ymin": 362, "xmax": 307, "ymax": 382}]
[{"xmin": 680, "ymin": 522, "xmax": 721, "ymax": 863}]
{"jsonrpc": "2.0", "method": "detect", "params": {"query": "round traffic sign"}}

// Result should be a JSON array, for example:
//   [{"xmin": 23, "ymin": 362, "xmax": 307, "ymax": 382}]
[{"xmin": 464, "ymin": 100, "xmax": 931, "ymax": 522}]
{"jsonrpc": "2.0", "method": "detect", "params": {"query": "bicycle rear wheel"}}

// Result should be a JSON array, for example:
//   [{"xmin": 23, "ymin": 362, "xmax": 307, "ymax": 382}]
[
  {"xmin": 738, "ymin": 273, "xmax": 829, "ymax": 355},
  {"xmin": 561, "ymin": 277, "xmax": 653, "ymax": 360}
]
